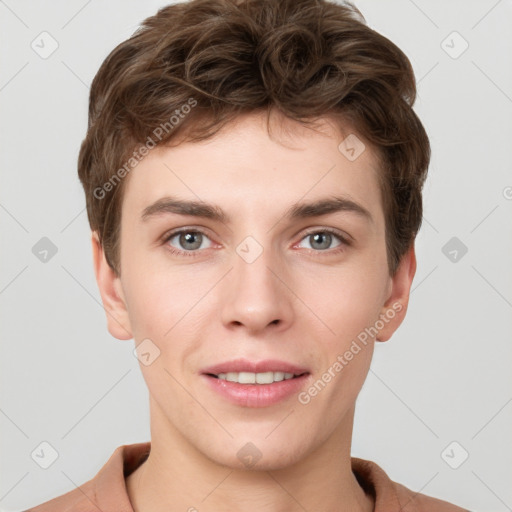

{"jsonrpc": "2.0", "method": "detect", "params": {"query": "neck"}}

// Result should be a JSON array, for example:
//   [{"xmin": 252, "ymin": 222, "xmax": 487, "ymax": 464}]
[{"xmin": 126, "ymin": 399, "xmax": 374, "ymax": 512}]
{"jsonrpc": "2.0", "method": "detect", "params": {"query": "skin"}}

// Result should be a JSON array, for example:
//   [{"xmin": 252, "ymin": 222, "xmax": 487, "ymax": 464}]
[{"xmin": 92, "ymin": 110, "xmax": 416, "ymax": 512}]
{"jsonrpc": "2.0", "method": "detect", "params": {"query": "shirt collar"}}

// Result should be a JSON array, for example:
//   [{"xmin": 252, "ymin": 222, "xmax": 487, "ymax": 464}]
[{"xmin": 93, "ymin": 442, "xmax": 416, "ymax": 512}]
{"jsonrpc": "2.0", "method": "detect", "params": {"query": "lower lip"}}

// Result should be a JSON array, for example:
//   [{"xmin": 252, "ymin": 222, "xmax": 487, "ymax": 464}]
[{"xmin": 201, "ymin": 374, "xmax": 310, "ymax": 408}]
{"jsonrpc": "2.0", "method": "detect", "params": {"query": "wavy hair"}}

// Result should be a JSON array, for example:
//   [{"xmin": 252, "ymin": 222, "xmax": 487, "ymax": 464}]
[{"xmin": 78, "ymin": 0, "xmax": 430, "ymax": 276}]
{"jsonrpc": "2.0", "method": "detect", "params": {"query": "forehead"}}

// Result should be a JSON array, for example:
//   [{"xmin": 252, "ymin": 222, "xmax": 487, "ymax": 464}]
[{"xmin": 120, "ymin": 111, "xmax": 384, "ymax": 229}]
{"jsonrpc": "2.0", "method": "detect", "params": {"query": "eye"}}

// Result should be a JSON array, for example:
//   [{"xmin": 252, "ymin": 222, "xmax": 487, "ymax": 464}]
[
  {"xmin": 162, "ymin": 227, "xmax": 350, "ymax": 258},
  {"xmin": 296, "ymin": 229, "xmax": 349, "ymax": 253},
  {"xmin": 164, "ymin": 229, "xmax": 213, "ymax": 255}
]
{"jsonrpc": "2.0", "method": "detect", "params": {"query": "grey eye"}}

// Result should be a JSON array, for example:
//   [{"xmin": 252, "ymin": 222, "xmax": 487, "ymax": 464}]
[
  {"xmin": 167, "ymin": 231, "xmax": 211, "ymax": 251},
  {"xmin": 300, "ymin": 232, "xmax": 342, "ymax": 251}
]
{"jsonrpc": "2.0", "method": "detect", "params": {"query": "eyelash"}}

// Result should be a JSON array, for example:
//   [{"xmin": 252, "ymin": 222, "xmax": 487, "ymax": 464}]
[{"xmin": 161, "ymin": 227, "xmax": 351, "ymax": 258}]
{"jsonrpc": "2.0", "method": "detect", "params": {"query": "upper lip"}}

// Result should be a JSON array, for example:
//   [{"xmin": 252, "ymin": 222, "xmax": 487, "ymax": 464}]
[{"xmin": 201, "ymin": 358, "xmax": 310, "ymax": 376}]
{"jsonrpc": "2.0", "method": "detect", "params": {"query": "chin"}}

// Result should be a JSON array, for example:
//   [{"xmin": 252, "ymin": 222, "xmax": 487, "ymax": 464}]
[{"xmin": 203, "ymin": 436, "xmax": 310, "ymax": 472}]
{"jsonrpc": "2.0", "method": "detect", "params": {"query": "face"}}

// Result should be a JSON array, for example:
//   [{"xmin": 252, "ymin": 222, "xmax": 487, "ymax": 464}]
[{"xmin": 93, "ymin": 110, "xmax": 415, "ymax": 470}]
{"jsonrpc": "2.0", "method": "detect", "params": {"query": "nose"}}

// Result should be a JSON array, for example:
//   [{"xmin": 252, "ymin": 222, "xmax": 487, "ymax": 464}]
[{"xmin": 220, "ymin": 239, "xmax": 295, "ymax": 335}]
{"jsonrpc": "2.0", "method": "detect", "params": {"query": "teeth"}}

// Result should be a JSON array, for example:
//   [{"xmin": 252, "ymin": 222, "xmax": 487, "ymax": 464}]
[{"xmin": 216, "ymin": 371, "xmax": 297, "ymax": 384}]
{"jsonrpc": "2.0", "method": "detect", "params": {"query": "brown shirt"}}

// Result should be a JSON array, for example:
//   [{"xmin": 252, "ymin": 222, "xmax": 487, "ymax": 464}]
[{"xmin": 24, "ymin": 442, "xmax": 469, "ymax": 512}]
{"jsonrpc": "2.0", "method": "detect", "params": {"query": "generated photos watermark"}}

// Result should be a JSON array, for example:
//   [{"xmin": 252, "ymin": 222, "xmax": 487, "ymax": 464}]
[
  {"xmin": 298, "ymin": 301, "xmax": 403, "ymax": 405},
  {"xmin": 93, "ymin": 97, "xmax": 197, "ymax": 200}
]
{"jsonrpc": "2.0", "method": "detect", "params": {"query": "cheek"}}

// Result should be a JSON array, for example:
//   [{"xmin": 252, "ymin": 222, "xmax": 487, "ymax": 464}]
[
  {"xmin": 321, "ymin": 265, "xmax": 385, "ymax": 394},
  {"xmin": 121, "ymin": 242, "xmax": 208, "ymax": 334},
  {"xmin": 302, "ymin": 264, "xmax": 387, "ymax": 344}
]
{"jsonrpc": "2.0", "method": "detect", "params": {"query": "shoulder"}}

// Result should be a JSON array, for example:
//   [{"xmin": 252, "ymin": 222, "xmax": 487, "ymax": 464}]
[
  {"xmin": 393, "ymin": 480, "xmax": 470, "ymax": 511},
  {"xmin": 22, "ymin": 442, "xmax": 150, "ymax": 512},
  {"xmin": 22, "ymin": 479, "xmax": 97, "ymax": 512},
  {"xmin": 351, "ymin": 457, "xmax": 470, "ymax": 512}
]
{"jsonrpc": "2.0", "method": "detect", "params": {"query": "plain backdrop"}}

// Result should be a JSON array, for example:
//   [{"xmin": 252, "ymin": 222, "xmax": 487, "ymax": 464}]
[{"xmin": 1, "ymin": 1, "xmax": 511, "ymax": 511}]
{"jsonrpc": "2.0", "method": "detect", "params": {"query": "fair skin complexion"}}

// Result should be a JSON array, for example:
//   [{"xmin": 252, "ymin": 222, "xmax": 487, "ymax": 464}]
[{"xmin": 92, "ymin": 110, "xmax": 416, "ymax": 512}]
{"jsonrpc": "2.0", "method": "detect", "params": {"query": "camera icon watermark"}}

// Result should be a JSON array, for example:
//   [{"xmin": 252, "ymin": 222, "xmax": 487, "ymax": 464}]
[
  {"xmin": 236, "ymin": 442, "xmax": 262, "ymax": 468},
  {"xmin": 31, "ymin": 31, "xmax": 59, "ymax": 59},
  {"xmin": 441, "ymin": 31, "xmax": 469, "ymax": 60},
  {"xmin": 31, "ymin": 441, "xmax": 59, "ymax": 469},
  {"xmin": 236, "ymin": 236, "xmax": 263, "ymax": 264},
  {"xmin": 133, "ymin": 338, "xmax": 161, "ymax": 366},
  {"xmin": 338, "ymin": 134, "xmax": 366, "ymax": 162},
  {"xmin": 441, "ymin": 441, "xmax": 469, "ymax": 469},
  {"xmin": 441, "ymin": 236, "xmax": 468, "ymax": 263},
  {"xmin": 32, "ymin": 237, "xmax": 58, "ymax": 263}
]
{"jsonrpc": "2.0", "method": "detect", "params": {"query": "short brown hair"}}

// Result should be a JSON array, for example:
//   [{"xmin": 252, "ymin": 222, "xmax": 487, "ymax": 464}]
[{"xmin": 78, "ymin": 0, "xmax": 430, "ymax": 277}]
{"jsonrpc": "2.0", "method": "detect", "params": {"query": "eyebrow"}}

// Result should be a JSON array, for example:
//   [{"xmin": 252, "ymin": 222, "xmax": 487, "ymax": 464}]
[{"xmin": 141, "ymin": 195, "xmax": 373, "ymax": 225}]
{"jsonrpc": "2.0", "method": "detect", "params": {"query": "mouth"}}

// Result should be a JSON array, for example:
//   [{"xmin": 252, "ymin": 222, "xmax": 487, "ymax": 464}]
[
  {"xmin": 205, "ymin": 371, "xmax": 308, "ymax": 384},
  {"xmin": 201, "ymin": 358, "xmax": 310, "ymax": 377},
  {"xmin": 200, "ymin": 359, "xmax": 311, "ymax": 407}
]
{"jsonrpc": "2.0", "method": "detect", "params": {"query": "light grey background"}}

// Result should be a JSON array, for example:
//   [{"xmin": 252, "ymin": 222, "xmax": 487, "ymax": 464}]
[{"xmin": 1, "ymin": 1, "xmax": 511, "ymax": 511}]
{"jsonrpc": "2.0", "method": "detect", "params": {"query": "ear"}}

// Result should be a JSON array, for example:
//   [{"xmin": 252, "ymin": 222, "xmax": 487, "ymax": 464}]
[
  {"xmin": 376, "ymin": 242, "xmax": 417, "ymax": 342},
  {"xmin": 91, "ymin": 231, "xmax": 133, "ymax": 340}
]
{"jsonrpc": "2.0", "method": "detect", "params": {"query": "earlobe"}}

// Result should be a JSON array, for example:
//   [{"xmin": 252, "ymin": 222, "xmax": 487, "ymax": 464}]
[
  {"xmin": 91, "ymin": 231, "xmax": 133, "ymax": 341},
  {"xmin": 376, "ymin": 243, "xmax": 417, "ymax": 342}
]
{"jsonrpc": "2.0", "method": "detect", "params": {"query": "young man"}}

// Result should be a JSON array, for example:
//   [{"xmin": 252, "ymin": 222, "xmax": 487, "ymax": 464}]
[{"xmin": 26, "ymin": 0, "xmax": 469, "ymax": 510}]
